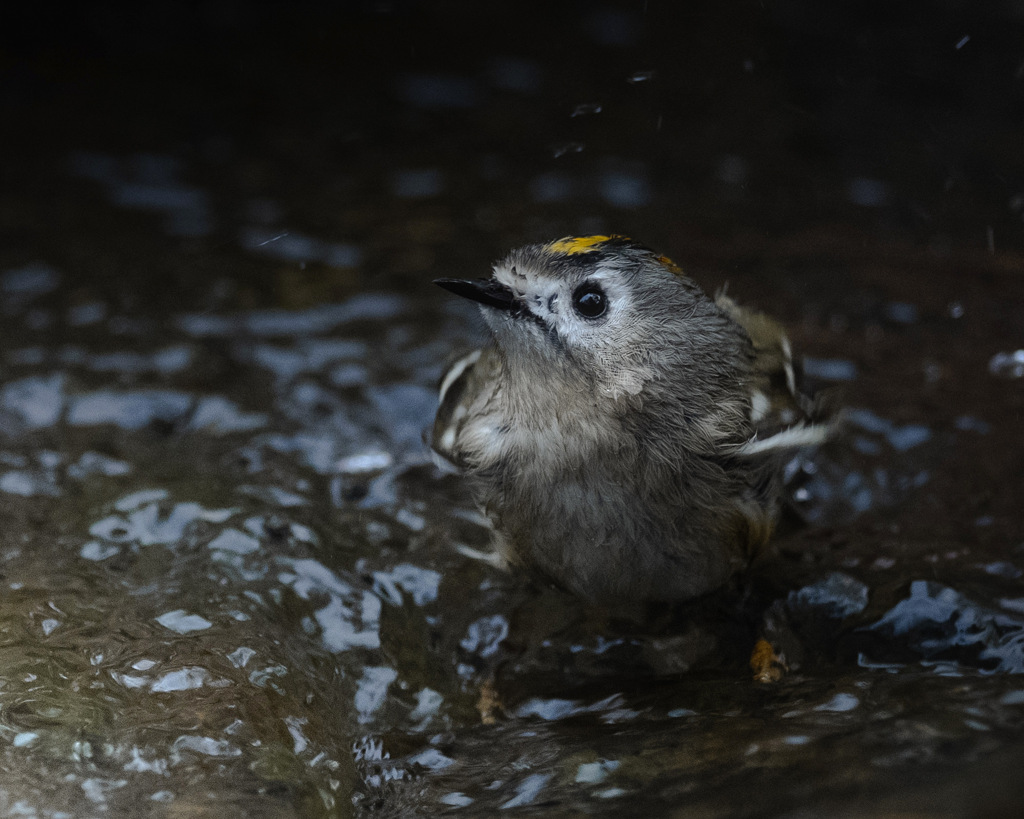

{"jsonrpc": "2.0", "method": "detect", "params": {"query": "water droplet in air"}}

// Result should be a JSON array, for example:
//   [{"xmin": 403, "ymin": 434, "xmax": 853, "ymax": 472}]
[
  {"xmin": 551, "ymin": 142, "xmax": 585, "ymax": 158},
  {"xmin": 626, "ymin": 70, "xmax": 656, "ymax": 83}
]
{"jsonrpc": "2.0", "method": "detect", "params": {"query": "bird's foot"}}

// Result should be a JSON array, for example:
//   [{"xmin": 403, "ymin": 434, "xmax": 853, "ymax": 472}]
[{"xmin": 750, "ymin": 637, "xmax": 788, "ymax": 683}]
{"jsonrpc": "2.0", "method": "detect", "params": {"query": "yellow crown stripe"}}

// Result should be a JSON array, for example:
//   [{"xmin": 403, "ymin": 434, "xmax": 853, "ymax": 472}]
[
  {"xmin": 544, "ymin": 235, "xmax": 686, "ymax": 276},
  {"xmin": 546, "ymin": 235, "xmax": 620, "ymax": 255},
  {"xmin": 656, "ymin": 254, "xmax": 683, "ymax": 275}
]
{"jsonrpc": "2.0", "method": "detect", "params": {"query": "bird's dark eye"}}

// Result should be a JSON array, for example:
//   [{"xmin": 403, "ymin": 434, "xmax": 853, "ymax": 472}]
[{"xmin": 572, "ymin": 283, "xmax": 607, "ymax": 319}]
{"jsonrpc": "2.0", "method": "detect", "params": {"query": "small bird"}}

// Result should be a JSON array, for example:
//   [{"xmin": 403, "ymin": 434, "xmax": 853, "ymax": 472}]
[{"xmin": 432, "ymin": 236, "xmax": 829, "ymax": 605}]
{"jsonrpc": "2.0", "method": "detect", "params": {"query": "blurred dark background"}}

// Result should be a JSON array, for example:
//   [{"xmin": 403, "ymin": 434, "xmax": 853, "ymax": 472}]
[
  {"xmin": 3, "ymin": 0, "xmax": 1023, "ymax": 279},
  {"xmin": 2, "ymin": 4, "xmax": 1023, "ymax": 815}
]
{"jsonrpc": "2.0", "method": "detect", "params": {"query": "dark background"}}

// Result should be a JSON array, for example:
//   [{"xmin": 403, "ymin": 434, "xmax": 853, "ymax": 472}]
[
  {"xmin": 1, "ymin": 3, "xmax": 1023, "ymax": 815},
  {"xmin": 4, "ymin": 0, "xmax": 1023, "ymax": 262}
]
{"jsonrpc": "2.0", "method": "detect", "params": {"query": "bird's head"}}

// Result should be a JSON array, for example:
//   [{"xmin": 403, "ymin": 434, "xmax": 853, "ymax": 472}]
[{"xmin": 436, "ymin": 236, "xmax": 748, "ymax": 405}]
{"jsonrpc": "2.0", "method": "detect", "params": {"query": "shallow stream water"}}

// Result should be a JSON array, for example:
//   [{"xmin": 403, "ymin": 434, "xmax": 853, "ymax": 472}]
[{"xmin": 2, "ymin": 3, "xmax": 1023, "ymax": 816}]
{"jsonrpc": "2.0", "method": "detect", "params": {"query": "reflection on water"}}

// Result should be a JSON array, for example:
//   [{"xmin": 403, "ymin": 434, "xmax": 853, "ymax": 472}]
[
  {"xmin": 1, "ymin": 259, "xmax": 1020, "ymax": 813},
  {"xmin": 3, "ymin": 1, "xmax": 1024, "ymax": 815},
  {"xmin": 865, "ymin": 580, "xmax": 1024, "ymax": 673},
  {"xmin": 0, "ymin": 280, "xmax": 450, "ymax": 812}
]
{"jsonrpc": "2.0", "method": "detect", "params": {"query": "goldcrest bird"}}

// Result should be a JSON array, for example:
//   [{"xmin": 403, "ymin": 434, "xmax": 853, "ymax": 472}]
[{"xmin": 432, "ymin": 235, "xmax": 829, "ymax": 605}]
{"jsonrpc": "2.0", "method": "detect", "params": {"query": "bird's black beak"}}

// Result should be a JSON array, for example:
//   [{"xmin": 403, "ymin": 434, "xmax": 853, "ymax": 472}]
[{"xmin": 434, "ymin": 278, "xmax": 516, "ymax": 311}]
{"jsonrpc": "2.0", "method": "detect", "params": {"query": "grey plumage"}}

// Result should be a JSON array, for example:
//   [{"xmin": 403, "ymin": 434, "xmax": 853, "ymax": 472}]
[{"xmin": 432, "ymin": 236, "xmax": 828, "ymax": 604}]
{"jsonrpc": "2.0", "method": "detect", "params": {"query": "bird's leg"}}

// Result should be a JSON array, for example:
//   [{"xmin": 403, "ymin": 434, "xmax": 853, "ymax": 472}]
[
  {"xmin": 476, "ymin": 676, "xmax": 505, "ymax": 724},
  {"xmin": 750, "ymin": 598, "xmax": 801, "ymax": 683}
]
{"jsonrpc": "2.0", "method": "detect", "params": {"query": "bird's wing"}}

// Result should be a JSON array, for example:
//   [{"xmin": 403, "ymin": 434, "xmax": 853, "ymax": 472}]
[
  {"xmin": 715, "ymin": 294, "xmax": 833, "ymax": 456},
  {"xmin": 430, "ymin": 347, "xmax": 504, "ymax": 472}
]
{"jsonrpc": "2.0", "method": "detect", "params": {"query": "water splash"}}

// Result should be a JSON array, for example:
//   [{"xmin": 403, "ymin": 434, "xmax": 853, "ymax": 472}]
[
  {"xmin": 278, "ymin": 558, "xmax": 382, "ymax": 652},
  {"xmin": 788, "ymin": 572, "xmax": 870, "ymax": 619},
  {"xmin": 868, "ymin": 580, "xmax": 1024, "ymax": 673},
  {"xmin": 154, "ymin": 611, "xmax": 214, "ymax": 634},
  {"xmin": 499, "ymin": 772, "xmax": 553, "ymax": 809}
]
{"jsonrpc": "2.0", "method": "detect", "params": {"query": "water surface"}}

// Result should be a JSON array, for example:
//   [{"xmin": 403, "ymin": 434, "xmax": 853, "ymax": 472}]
[{"xmin": 2, "ymin": 2, "xmax": 1024, "ymax": 816}]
